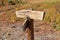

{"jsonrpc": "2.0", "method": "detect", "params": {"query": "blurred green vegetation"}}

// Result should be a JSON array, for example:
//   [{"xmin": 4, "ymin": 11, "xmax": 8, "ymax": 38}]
[
  {"xmin": 0, "ymin": 0, "xmax": 60, "ymax": 30},
  {"xmin": 15, "ymin": 1, "xmax": 60, "ymax": 30},
  {"xmin": 0, "ymin": 0, "xmax": 23, "ymax": 6}
]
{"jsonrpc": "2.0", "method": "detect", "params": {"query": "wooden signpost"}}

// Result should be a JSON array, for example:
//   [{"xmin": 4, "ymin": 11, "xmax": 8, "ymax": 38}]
[{"xmin": 15, "ymin": 10, "xmax": 44, "ymax": 40}]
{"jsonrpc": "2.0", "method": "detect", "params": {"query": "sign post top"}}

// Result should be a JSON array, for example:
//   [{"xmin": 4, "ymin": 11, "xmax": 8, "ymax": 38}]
[{"xmin": 16, "ymin": 10, "xmax": 44, "ymax": 20}]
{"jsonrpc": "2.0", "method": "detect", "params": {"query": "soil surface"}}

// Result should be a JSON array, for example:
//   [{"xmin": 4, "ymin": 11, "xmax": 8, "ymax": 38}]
[{"xmin": 0, "ymin": 18, "xmax": 60, "ymax": 40}]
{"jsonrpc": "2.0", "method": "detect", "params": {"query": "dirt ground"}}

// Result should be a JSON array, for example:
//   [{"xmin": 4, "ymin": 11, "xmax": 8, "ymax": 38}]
[{"xmin": 0, "ymin": 15, "xmax": 60, "ymax": 40}]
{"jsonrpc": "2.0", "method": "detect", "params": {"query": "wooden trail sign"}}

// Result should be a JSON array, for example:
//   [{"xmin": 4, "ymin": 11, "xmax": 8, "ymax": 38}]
[
  {"xmin": 16, "ymin": 10, "xmax": 44, "ymax": 20},
  {"xmin": 15, "ymin": 10, "xmax": 44, "ymax": 40}
]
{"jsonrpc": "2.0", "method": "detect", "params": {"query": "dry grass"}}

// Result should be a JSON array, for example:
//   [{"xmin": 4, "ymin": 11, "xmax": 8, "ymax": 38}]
[{"xmin": 0, "ymin": 0, "xmax": 60, "ymax": 30}]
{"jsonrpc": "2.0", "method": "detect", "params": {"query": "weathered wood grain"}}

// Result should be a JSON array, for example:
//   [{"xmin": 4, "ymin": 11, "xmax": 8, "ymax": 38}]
[{"xmin": 16, "ymin": 10, "xmax": 44, "ymax": 20}]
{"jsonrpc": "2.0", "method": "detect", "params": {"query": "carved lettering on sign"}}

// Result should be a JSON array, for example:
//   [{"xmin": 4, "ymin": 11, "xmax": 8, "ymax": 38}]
[{"xmin": 16, "ymin": 10, "xmax": 44, "ymax": 20}]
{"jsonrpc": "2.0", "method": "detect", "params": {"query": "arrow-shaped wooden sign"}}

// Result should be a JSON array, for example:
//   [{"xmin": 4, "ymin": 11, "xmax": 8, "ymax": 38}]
[
  {"xmin": 15, "ymin": 10, "xmax": 44, "ymax": 40},
  {"xmin": 16, "ymin": 10, "xmax": 44, "ymax": 20}
]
